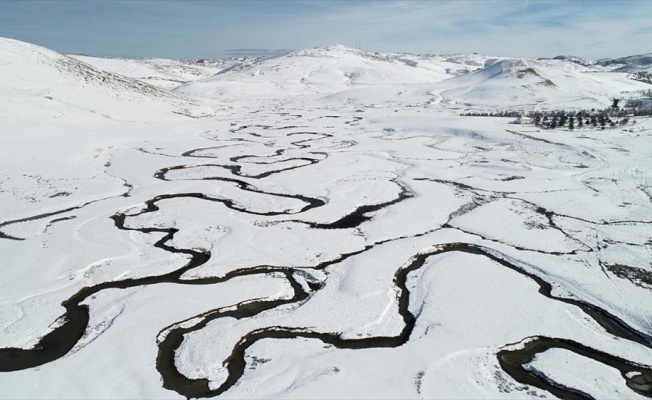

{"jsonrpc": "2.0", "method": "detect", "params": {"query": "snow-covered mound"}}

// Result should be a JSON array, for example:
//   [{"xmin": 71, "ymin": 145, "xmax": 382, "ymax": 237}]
[
  {"xmin": 434, "ymin": 57, "xmax": 650, "ymax": 110},
  {"xmin": 176, "ymin": 45, "xmax": 457, "ymax": 98},
  {"xmin": 0, "ymin": 37, "xmax": 216, "ymax": 120}
]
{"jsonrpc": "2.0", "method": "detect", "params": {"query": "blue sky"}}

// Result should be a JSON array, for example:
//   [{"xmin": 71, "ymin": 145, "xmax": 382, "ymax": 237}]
[{"xmin": 1, "ymin": 0, "xmax": 650, "ymax": 59}]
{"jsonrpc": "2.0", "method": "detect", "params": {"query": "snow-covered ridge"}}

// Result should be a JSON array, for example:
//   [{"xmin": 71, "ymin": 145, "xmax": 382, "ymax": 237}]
[
  {"xmin": 541, "ymin": 53, "xmax": 652, "ymax": 74},
  {"xmin": 69, "ymin": 54, "xmax": 250, "ymax": 90},
  {"xmin": 5, "ymin": 37, "xmax": 647, "ymax": 113},
  {"xmin": 2, "ymin": 37, "xmax": 177, "ymax": 99},
  {"xmin": 0, "ymin": 37, "xmax": 217, "ymax": 120},
  {"xmin": 431, "ymin": 57, "xmax": 651, "ymax": 110},
  {"xmin": 596, "ymin": 53, "xmax": 652, "ymax": 73},
  {"xmin": 287, "ymin": 44, "xmax": 384, "ymax": 60},
  {"xmin": 170, "ymin": 44, "xmax": 649, "ymax": 110},
  {"xmin": 175, "ymin": 45, "xmax": 492, "ymax": 98},
  {"xmin": 549, "ymin": 54, "xmax": 595, "ymax": 67}
]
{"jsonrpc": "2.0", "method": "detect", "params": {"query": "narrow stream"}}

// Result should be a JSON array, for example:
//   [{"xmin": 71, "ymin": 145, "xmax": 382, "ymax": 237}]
[
  {"xmin": 0, "ymin": 160, "xmax": 412, "ymax": 374},
  {"xmin": 154, "ymin": 242, "xmax": 652, "ymax": 398}
]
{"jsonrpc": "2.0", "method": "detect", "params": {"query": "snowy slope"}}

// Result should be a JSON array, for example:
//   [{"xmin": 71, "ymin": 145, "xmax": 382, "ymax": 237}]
[
  {"xmin": 597, "ymin": 53, "xmax": 652, "ymax": 73},
  {"xmin": 547, "ymin": 55, "xmax": 597, "ymax": 68},
  {"xmin": 176, "ymin": 45, "xmax": 459, "ymax": 98},
  {"xmin": 544, "ymin": 53, "xmax": 652, "ymax": 74},
  {"xmin": 0, "ymin": 37, "xmax": 224, "ymax": 231},
  {"xmin": 69, "ymin": 55, "xmax": 248, "ymax": 90},
  {"xmin": 0, "ymin": 37, "xmax": 217, "ymax": 120},
  {"xmin": 433, "ymin": 57, "xmax": 651, "ymax": 110},
  {"xmin": 177, "ymin": 45, "xmax": 649, "ymax": 111},
  {"xmin": 390, "ymin": 52, "xmax": 495, "ymax": 76}
]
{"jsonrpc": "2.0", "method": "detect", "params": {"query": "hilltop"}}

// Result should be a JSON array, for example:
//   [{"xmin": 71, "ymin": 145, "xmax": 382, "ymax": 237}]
[{"xmin": 168, "ymin": 44, "xmax": 650, "ymax": 111}]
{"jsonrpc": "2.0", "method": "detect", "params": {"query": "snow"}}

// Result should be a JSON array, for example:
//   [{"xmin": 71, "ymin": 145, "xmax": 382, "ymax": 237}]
[
  {"xmin": 432, "ymin": 58, "xmax": 651, "ymax": 110},
  {"xmin": 69, "ymin": 55, "xmax": 232, "ymax": 90},
  {"xmin": 175, "ymin": 44, "xmax": 458, "ymax": 99},
  {"xmin": 1, "ymin": 38, "xmax": 652, "ymax": 399},
  {"xmin": 527, "ymin": 348, "xmax": 649, "ymax": 399}
]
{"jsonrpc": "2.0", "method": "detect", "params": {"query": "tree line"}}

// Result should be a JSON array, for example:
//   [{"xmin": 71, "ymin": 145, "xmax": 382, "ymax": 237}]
[{"xmin": 461, "ymin": 91, "xmax": 652, "ymax": 130}]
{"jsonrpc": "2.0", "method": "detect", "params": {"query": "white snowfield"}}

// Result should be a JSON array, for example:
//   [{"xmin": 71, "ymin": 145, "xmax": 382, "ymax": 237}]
[{"xmin": 1, "ymin": 37, "xmax": 651, "ymax": 399}]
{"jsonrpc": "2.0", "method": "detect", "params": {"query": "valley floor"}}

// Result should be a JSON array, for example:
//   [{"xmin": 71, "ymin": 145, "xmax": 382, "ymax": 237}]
[{"xmin": 1, "ymin": 82, "xmax": 652, "ymax": 399}]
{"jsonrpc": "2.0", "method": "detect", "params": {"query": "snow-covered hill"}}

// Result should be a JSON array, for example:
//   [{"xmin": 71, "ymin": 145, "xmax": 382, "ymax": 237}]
[
  {"xmin": 433, "ymin": 57, "xmax": 650, "ymax": 110},
  {"xmin": 389, "ymin": 52, "xmax": 495, "ymax": 76},
  {"xmin": 546, "ymin": 55, "xmax": 596, "ymax": 68},
  {"xmin": 597, "ymin": 53, "xmax": 652, "ymax": 73},
  {"xmin": 542, "ymin": 53, "xmax": 652, "ymax": 74},
  {"xmin": 63, "ymin": 43, "xmax": 650, "ymax": 112},
  {"xmin": 68, "ymin": 54, "xmax": 262, "ymax": 90},
  {"xmin": 172, "ymin": 44, "xmax": 649, "ymax": 111},
  {"xmin": 0, "ymin": 37, "xmax": 216, "ymax": 120},
  {"xmin": 0, "ymin": 37, "xmax": 220, "ymax": 227},
  {"xmin": 175, "ymin": 45, "xmax": 476, "ymax": 98},
  {"xmin": 69, "ymin": 55, "xmax": 218, "ymax": 89}
]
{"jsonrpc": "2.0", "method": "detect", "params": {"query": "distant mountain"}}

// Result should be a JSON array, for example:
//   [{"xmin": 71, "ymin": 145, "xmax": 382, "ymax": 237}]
[
  {"xmin": 11, "ymin": 37, "xmax": 646, "ymax": 112},
  {"xmin": 172, "ymin": 44, "xmax": 652, "ymax": 109},
  {"xmin": 176, "ymin": 45, "xmax": 493, "ymax": 98},
  {"xmin": 547, "ymin": 55, "xmax": 596, "ymax": 68},
  {"xmin": 539, "ymin": 54, "xmax": 652, "ymax": 74},
  {"xmin": 596, "ymin": 53, "xmax": 652, "ymax": 73}
]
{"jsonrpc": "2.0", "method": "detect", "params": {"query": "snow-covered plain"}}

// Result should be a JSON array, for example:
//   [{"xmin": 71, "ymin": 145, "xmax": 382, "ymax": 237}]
[{"xmin": 1, "ymin": 37, "xmax": 652, "ymax": 399}]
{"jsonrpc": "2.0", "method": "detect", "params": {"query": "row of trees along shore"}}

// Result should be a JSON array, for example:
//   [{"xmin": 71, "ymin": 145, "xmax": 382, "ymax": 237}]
[{"xmin": 461, "ymin": 91, "xmax": 652, "ymax": 130}]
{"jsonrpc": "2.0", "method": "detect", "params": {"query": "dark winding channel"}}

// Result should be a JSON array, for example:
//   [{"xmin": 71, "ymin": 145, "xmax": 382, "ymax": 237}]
[
  {"xmin": 155, "ymin": 242, "xmax": 652, "ymax": 399},
  {"xmin": 178, "ymin": 131, "xmax": 334, "ymax": 179},
  {"xmin": 0, "ymin": 189, "xmax": 132, "ymax": 241},
  {"xmin": 0, "ymin": 119, "xmax": 405, "ymax": 373},
  {"xmin": 0, "ymin": 171, "xmax": 412, "ymax": 374},
  {"xmin": 498, "ymin": 336, "xmax": 652, "ymax": 400}
]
